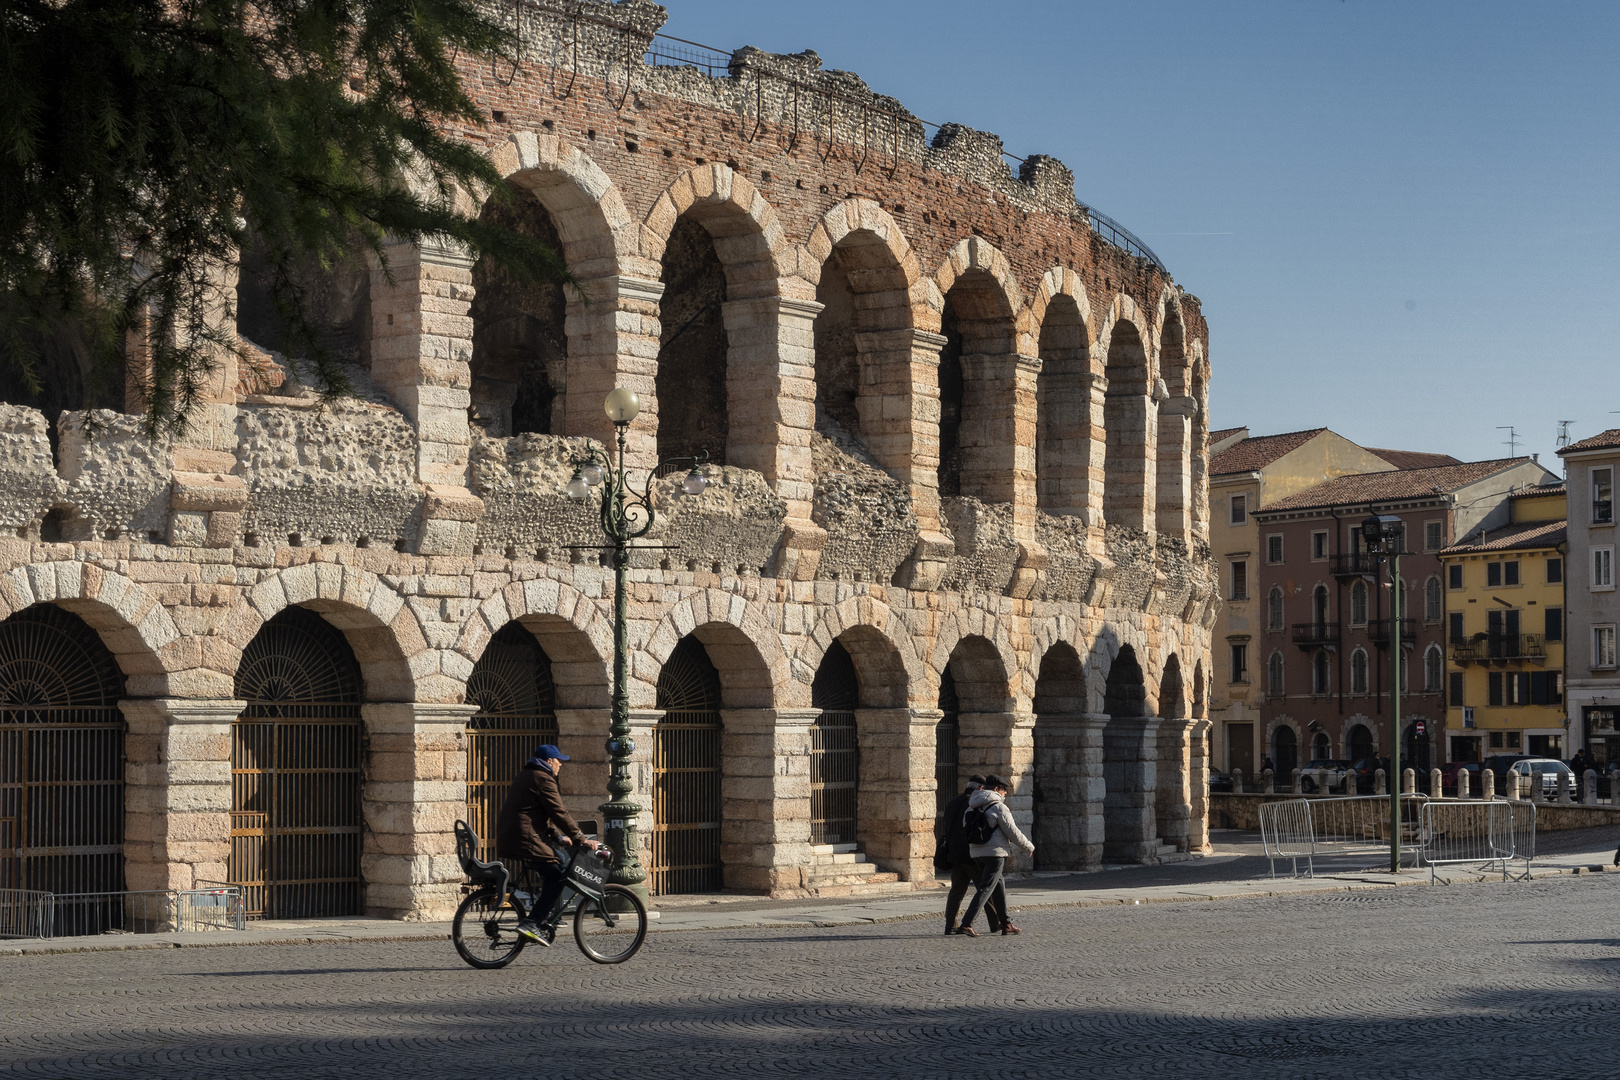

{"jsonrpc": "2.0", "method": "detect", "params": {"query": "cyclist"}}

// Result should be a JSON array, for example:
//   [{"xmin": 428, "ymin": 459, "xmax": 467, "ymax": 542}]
[{"xmin": 495, "ymin": 743, "xmax": 601, "ymax": 945}]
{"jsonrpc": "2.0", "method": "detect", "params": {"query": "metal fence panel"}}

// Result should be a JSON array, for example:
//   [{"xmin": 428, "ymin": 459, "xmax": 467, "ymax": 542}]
[
  {"xmin": 1420, "ymin": 800, "xmax": 1536, "ymax": 881},
  {"xmin": 0, "ymin": 888, "xmax": 51, "ymax": 939},
  {"xmin": 1260, "ymin": 795, "xmax": 1429, "ymax": 877}
]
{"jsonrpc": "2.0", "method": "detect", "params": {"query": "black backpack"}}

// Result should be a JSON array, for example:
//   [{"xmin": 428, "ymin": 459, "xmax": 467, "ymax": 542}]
[{"xmin": 963, "ymin": 805, "xmax": 998, "ymax": 845}]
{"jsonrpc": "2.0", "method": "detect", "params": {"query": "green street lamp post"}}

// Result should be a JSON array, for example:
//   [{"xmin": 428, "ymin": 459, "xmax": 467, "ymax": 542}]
[
  {"xmin": 1361, "ymin": 513, "xmax": 1405, "ymax": 873},
  {"xmin": 567, "ymin": 388, "xmax": 708, "ymax": 898}
]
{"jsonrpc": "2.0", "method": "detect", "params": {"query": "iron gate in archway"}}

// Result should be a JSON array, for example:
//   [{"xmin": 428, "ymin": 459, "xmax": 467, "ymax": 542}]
[
  {"xmin": 465, "ymin": 623, "xmax": 558, "ymax": 866},
  {"xmin": 934, "ymin": 669, "xmax": 960, "ymax": 816},
  {"xmin": 230, "ymin": 608, "xmax": 363, "ymax": 919},
  {"xmin": 809, "ymin": 642, "xmax": 859, "ymax": 845},
  {"xmin": 0, "ymin": 605, "xmax": 126, "ymax": 935},
  {"xmin": 651, "ymin": 637, "xmax": 723, "ymax": 895}
]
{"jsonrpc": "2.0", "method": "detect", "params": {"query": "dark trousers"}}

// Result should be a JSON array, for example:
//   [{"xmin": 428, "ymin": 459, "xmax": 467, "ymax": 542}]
[
  {"xmin": 518, "ymin": 860, "xmax": 567, "ymax": 925},
  {"xmin": 956, "ymin": 856, "xmax": 1008, "ymax": 931}
]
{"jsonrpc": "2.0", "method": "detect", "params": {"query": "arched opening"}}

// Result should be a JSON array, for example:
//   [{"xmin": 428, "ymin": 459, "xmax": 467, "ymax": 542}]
[
  {"xmin": 1351, "ymin": 580, "xmax": 1368, "ymax": 625},
  {"xmin": 1155, "ymin": 305, "xmax": 1189, "ymax": 537},
  {"xmin": 1351, "ymin": 648, "xmax": 1369, "ymax": 694},
  {"xmin": 1189, "ymin": 365, "xmax": 1209, "ymax": 536},
  {"xmin": 1036, "ymin": 294, "xmax": 1092, "ymax": 515},
  {"xmin": 1312, "ymin": 731, "xmax": 1331, "ymax": 761},
  {"xmin": 809, "ymin": 641, "xmax": 859, "ymax": 846},
  {"xmin": 1267, "ymin": 651, "xmax": 1285, "ymax": 697},
  {"xmin": 936, "ymin": 270, "xmax": 1016, "ymax": 502},
  {"xmin": 1103, "ymin": 320, "xmax": 1152, "ymax": 530},
  {"xmin": 1274, "ymin": 725, "xmax": 1298, "ymax": 778},
  {"xmin": 1313, "ymin": 585, "xmax": 1330, "ymax": 628},
  {"xmin": 1424, "ymin": 644, "xmax": 1444, "ymax": 693},
  {"xmin": 1348, "ymin": 723, "xmax": 1374, "ymax": 761},
  {"xmin": 1192, "ymin": 659, "xmax": 1205, "ymax": 718},
  {"xmin": 651, "ymin": 635, "xmax": 724, "ymax": 895},
  {"xmin": 1032, "ymin": 642, "xmax": 1089, "ymax": 870},
  {"xmin": 813, "ymin": 229, "xmax": 911, "ymax": 456},
  {"xmin": 934, "ymin": 668, "xmax": 960, "ymax": 816},
  {"xmin": 1269, "ymin": 586, "xmax": 1285, "ymax": 631},
  {"xmin": 1424, "ymin": 576, "xmax": 1443, "ymax": 624},
  {"xmin": 1159, "ymin": 654, "xmax": 1186, "ymax": 719},
  {"xmin": 464, "ymin": 622, "xmax": 558, "ymax": 866},
  {"xmin": 0, "ymin": 605, "xmax": 126, "ymax": 934},
  {"xmin": 1102, "ymin": 643, "xmax": 1153, "ymax": 862},
  {"xmin": 1104, "ymin": 644, "xmax": 1146, "ymax": 719},
  {"xmin": 231, "ymin": 606, "xmax": 364, "ymax": 919},
  {"xmin": 468, "ymin": 185, "xmax": 566, "ymax": 436},
  {"xmin": 656, "ymin": 216, "xmax": 729, "ymax": 464}
]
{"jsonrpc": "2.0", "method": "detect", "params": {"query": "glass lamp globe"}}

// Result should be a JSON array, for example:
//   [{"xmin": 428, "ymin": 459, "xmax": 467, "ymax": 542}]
[
  {"xmin": 604, "ymin": 388, "xmax": 641, "ymax": 424},
  {"xmin": 566, "ymin": 472, "xmax": 590, "ymax": 500},
  {"xmin": 681, "ymin": 469, "xmax": 707, "ymax": 496},
  {"xmin": 580, "ymin": 462, "xmax": 605, "ymax": 486}
]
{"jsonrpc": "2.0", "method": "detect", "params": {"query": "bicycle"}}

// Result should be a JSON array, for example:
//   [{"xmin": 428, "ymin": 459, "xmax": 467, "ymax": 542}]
[{"xmin": 451, "ymin": 820, "xmax": 648, "ymax": 967}]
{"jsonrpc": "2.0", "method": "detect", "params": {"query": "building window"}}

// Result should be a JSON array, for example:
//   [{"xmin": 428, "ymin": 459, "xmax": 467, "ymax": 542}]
[
  {"xmin": 1266, "ymin": 534, "xmax": 1284, "ymax": 564},
  {"xmin": 1311, "ymin": 531, "xmax": 1328, "ymax": 560},
  {"xmin": 1546, "ymin": 607, "xmax": 1562, "ymax": 642},
  {"xmin": 1425, "ymin": 521, "xmax": 1444, "ymax": 551},
  {"xmin": 1530, "ymin": 671, "xmax": 1562, "ymax": 706},
  {"xmin": 1230, "ymin": 642, "xmax": 1249, "ymax": 683},
  {"xmin": 1506, "ymin": 671, "xmax": 1531, "ymax": 705},
  {"xmin": 1424, "ymin": 576, "xmax": 1443, "ymax": 622},
  {"xmin": 1350, "ymin": 648, "xmax": 1368, "ymax": 694},
  {"xmin": 1594, "ymin": 547, "xmax": 1614, "ymax": 590},
  {"xmin": 1488, "ymin": 671, "xmax": 1503, "ymax": 707},
  {"xmin": 1547, "ymin": 558, "xmax": 1562, "ymax": 584},
  {"xmin": 1595, "ymin": 626, "xmax": 1617, "ymax": 670},
  {"xmin": 1350, "ymin": 580, "xmax": 1368, "ymax": 625},
  {"xmin": 1312, "ymin": 584, "xmax": 1329, "ymax": 627},
  {"xmin": 1312, "ymin": 650, "xmax": 1330, "ymax": 695},
  {"xmin": 1448, "ymin": 564, "xmax": 1463, "ymax": 590},
  {"xmin": 1424, "ymin": 644, "xmax": 1443, "ymax": 693},
  {"xmin": 1449, "ymin": 670, "xmax": 1464, "ymax": 706},
  {"xmin": 1503, "ymin": 560, "xmax": 1519, "ymax": 586},
  {"xmin": 1595, "ymin": 467, "xmax": 1613, "ymax": 524},
  {"xmin": 1487, "ymin": 562, "xmax": 1502, "ymax": 587},
  {"xmin": 1448, "ymin": 611, "xmax": 1464, "ymax": 644},
  {"xmin": 1230, "ymin": 495, "xmax": 1248, "ymax": 526},
  {"xmin": 1230, "ymin": 560, "xmax": 1248, "ymax": 601},
  {"xmin": 1267, "ymin": 652, "xmax": 1285, "ymax": 697},
  {"xmin": 1267, "ymin": 586, "xmax": 1284, "ymax": 631}
]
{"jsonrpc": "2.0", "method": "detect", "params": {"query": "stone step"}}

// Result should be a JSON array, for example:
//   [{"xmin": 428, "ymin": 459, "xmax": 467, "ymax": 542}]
[
  {"xmin": 803, "ymin": 861, "xmax": 886, "ymax": 885},
  {"xmin": 810, "ymin": 851, "xmax": 862, "ymax": 866},
  {"xmin": 810, "ymin": 843, "xmax": 860, "ymax": 856}
]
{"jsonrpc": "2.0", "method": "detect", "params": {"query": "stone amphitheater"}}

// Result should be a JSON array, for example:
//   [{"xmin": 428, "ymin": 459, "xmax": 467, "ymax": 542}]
[{"xmin": 0, "ymin": 0, "xmax": 1216, "ymax": 922}]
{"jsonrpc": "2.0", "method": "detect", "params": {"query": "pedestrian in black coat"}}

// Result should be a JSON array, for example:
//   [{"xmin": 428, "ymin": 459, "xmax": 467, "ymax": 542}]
[{"xmin": 937, "ymin": 775, "xmax": 1005, "ymax": 934}]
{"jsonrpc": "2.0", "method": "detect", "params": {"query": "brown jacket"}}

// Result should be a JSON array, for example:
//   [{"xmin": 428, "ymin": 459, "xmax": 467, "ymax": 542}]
[{"xmin": 495, "ymin": 763, "xmax": 586, "ymax": 863}]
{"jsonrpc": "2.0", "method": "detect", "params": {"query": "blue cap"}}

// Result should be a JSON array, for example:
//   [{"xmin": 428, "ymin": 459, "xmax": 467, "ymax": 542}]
[{"xmin": 533, "ymin": 744, "xmax": 570, "ymax": 762}]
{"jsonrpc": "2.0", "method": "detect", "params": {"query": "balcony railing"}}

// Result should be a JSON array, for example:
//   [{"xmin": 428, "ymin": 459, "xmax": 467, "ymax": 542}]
[
  {"xmin": 1331, "ymin": 553, "xmax": 1380, "ymax": 578},
  {"xmin": 1451, "ymin": 633, "xmax": 1548, "ymax": 665},
  {"xmin": 1291, "ymin": 623, "xmax": 1339, "ymax": 648},
  {"xmin": 1367, "ymin": 618, "xmax": 1418, "ymax": 645}
]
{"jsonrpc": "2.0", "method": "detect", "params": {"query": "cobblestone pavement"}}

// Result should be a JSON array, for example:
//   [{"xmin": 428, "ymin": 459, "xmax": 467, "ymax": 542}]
[{"xmin": 3, "ymin": 874, "xmax": 1618, "ymax": 1079}]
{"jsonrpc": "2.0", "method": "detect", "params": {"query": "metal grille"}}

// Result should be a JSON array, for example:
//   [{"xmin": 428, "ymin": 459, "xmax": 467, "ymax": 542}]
[
  {"xmin": 810, "ymin": 642, "xmax": 859, "ymax": 845},
  {"xmin": 465, "ymin": 624, "xmax": 557, "ymax": 867},
  {"xmin": 935, "ymin": 670, "xmax": 960, "ymax": 816},
  {"xmin": 0, "ymin": 605, "xmax": 126, "ymax": 935},
  {"xmin": 651, "ymin": 637, "xmax": 723, "ymax": 895},
  {"xmin": 231, "ymin": 608, "xmax": 363, "ymax": 920}
]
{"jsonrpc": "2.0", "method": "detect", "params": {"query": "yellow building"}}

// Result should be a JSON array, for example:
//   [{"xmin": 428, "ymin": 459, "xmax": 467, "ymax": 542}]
[{"xmin": 1441, "ymin": 484, "xmax": 1568, "ymax": 763}]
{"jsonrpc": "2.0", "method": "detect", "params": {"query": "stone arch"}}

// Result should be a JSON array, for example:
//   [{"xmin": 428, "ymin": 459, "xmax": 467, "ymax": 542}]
[
  {"xmin": 929, "ymin": 607, "xmax": 1021, "ymax": 712},
  {"xmin": 1031, "ymin": 639, "xmax": 1095, "ymax": 870},
  {"xmin": 805, "ymin": 200, "xmax": 920, "ymax": 458},
  {"xmin": 1272, "ymin": 719, "xmax": 1300, "ymax": 778},
  {"xmin": 0, "ymin": 562, "xmax": 176, "ymax": 696},
  {"xmin": 1100, "ymin": 641, "xmax": 1157, "ymax": 862},
  {"xmin": 1033, "ymin": 268, "xmax": 1098, "ymax": 519},
  {"xmin": 640, "ymin": 164, "xmax": 790, "ymax": 295},
  {"xmin": 931, "ymin": 237, "xmax": 1024, "ymax": 503},
  {"xmin": 1160, "ymin": 654, "xmax": 1186, "ymax": 719},
  {"xmin": 1154, "ymin": 292, "xmax": 1192, "ymax": 540},
  {"xmin": 798, "ymin": 595, "xmax": 921, "ymax": 710},
  {"xmin": 640, "ymin": 589, "xmax": 789, "ymax": 710},
  {"xmin": 223, "ymin": 562, "xmax": 421, "ymax": 703},
  {"xmin": 1100, "ymin": 295, "xmax": 1156, "ymax": 533},
  {"xmin": 484, "ymin": 132, "xmax": 638, "ymax": 278}
]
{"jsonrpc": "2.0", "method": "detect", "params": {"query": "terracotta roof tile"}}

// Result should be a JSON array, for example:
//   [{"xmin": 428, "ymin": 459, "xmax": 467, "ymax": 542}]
[
  {"xmin": 1257, "ymin": 458, "xmax": 1535, "ymax": 513},
  {"xmin": 1209, "ymin": 428, "xmax": 1327, "ymax": 476},
  {"xmin": 1208, "ymin": 426, "xmax": 1247, "ymax": 445},
  {"xmin": 1367, "ymin": 448, "xmax": 1462, "ymax": 470},
  {"xmin": 1442, "ymin": 519, "xmax": 1567, "ymax": 554},
  {"xmin": 1510, "ymin": 483, "xmax": 1565, "ymax": 500},
  {"xmin": 1560, "ymin": 429, "xmax": 1620, "ymax": 455}
]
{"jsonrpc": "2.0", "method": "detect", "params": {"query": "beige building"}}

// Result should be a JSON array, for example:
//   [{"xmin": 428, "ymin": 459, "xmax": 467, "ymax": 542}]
[{"xmin": 1208, "ymin": 429, "xmax": 1395, "ymax": 775}]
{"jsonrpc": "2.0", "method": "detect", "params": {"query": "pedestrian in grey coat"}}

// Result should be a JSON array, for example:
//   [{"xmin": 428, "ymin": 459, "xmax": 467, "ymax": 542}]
[{"xmin": 953, "ymin": 774, "xmax": 1034, "ymax": 937}]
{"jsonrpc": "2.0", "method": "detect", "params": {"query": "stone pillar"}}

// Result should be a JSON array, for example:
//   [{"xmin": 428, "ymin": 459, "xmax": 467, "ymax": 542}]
[
  {"xmin": 855, "ymin": 327, "xmax": 955, "ymax": 589},
  {"xmin": 958, "ymin": 711, "xmax": 1035, "ymax": 871},
  {"xmin": 361, "ymin": 703, "xmax": 476, "ymax": 920},
  {"xmin": 1263, "ymin": 768, "xmax": 1275, "ymax": 794},
  {"xmin": 1030, "ymin": 712, "xmax": 1107, "ymax": 870},
  {"xmin": 1430, "ymin": 768, "xmax": 1443, "ymax": 797},
  {"xmin": 626, "ymin": 709, "xmax": 659, "ymax": 871},
  {"xmin": 1458, "ymin": 769, "xmax": 1471, "ymax": 799},
  {"xmin": 854, "ymin": 707, "xmax": 938, "ymax": 881},
  {"xmin": 567, "ymin": 276, "xmax": 664, "ymax": 470},
  {"xmin": 1481, "ymin": 769, "xmax": 1494, "ymax": 800},
  {"xmin": 555, "ymin": 708, "xmax": 610, "ymax": 826},
  {"xmin": 1155, "ymin": 718, "xmax": 1195, "ymax": 853},
  {"xmin": 368, "ymin": 239, "xmax": 483, "ymax": 555},
  {"xmin": 1103, "ymin": 717, "xmax": 1161, "ymax": 863},
  {"xmin": 720, "ymin": 708, "xmax": 814, "ymax": 894},
  {"xmin": 121, "ymin": 699, "xmax": 241, "ymax": 894},
  {"xmin": 1587, "ymin": 769, "xmax": 1599, "ymax": 806},
  {"xmin": 1188, "ymin": 718, "xmax": 1213, "ymax": 852}
]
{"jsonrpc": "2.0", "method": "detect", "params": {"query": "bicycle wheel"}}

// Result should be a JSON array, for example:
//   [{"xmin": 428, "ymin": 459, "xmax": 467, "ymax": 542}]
[
  {"xmin": 452, "ymin": 887, "xmax": 526, "ymax": 970},
  {"xmin": 573, "ymin": 885, "xmax": 647, "ymax": 964}
]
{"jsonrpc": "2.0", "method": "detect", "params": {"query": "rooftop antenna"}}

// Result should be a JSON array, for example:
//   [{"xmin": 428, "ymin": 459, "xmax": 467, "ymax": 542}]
[
  {"xmin": 1557, "ymin": 420, "xmax": 1575, "ymax": 450},
  {"xmin": 1497, "ymin": 425, "xmax": 1519, "ymax": 457}
]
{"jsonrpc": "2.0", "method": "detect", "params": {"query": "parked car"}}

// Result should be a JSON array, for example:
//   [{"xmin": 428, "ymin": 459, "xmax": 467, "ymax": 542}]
[
  {"xmin": 1347, "ymin": 756, "xmax": 1385, "ymax": 793},
  {"xmin": 1441, "ymin": 760, "xmax": 1483, "ymax": 794},
  {"xmin": 1299, "ymin": 759, "xmax": 1354, "ymax": 794},
  {"xmin": 1208, "ymin": 769, "xmax": 1234, "ymax": 794},
  {"xmin": 1482, "ymin": 754, "xmax": 1534, "ymax": 792},
  {"xmin": 1507, "ymin": 757, "xmax": 1574, "ymax": 797}
]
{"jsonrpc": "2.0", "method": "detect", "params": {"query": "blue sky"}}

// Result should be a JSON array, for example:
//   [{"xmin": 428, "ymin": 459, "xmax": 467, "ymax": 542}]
[{"xmin": 654, "ymin": 1, "xmax": 1619, "ymax": 466}]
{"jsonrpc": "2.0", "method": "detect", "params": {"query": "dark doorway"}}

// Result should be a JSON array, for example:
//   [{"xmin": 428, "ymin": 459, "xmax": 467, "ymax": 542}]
[
  {"xmin": 465, "ymin": 623, "xmax": 558, "ymax": 867},
  {"xmin": 656, "ymin": 217, "xmax": 729, "ymax": 464},
  {"xmin": 935, "ymin": 669, "xmax": 960, "ymax": 816},
  {"xmin": 809, "ymin": 642, "xmax": 859, "ymax": 845},
  {"xmin": 651, "ymin": 636, "xmax": 724, "ymax": 894}
]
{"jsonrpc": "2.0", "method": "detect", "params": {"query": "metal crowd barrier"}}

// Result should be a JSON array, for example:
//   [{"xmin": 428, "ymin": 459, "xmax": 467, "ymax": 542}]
[
  {"xmin": 1420, "ymin": 800, "xmax": 1536, "ymax": 882},
  {"xmin": 0, "ymin": 886, "xmax": 245, "ymax": 940},
  {"xmin": 1260, "ymin": 794, "xmax": 1430, "ymax": 878}
]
